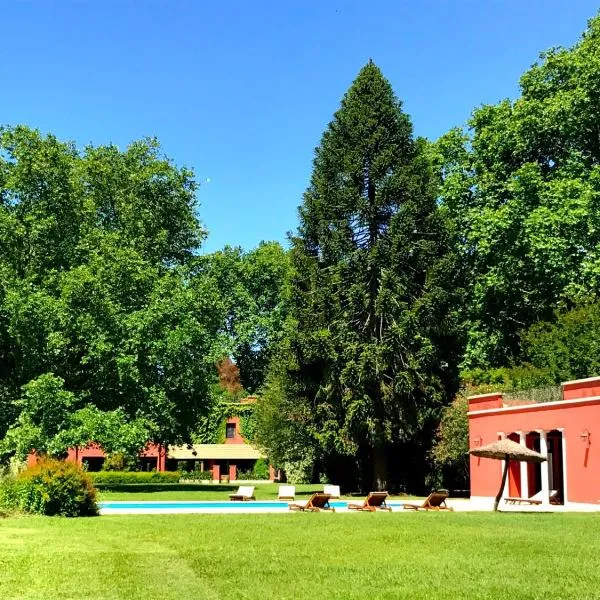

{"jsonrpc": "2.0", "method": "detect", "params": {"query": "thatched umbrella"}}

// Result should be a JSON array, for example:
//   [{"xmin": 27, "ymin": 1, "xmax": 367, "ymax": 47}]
[{"xmin": 469, "ymin": 438, "xmax": 546, "ymax": 511}]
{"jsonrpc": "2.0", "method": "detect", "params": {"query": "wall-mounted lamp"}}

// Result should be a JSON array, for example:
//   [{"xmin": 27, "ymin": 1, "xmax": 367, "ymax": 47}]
[
  {"xmin": 580, "ymin": 429, "xmax": 591, "ymax": 446},
  {"xmin": 472, "ymin": 435, "xmax": 483, "ymax": 447}
]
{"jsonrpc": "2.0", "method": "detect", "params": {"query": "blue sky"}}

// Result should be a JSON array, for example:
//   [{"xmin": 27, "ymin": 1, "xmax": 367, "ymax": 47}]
[{"xmin": 1, "ymin": 1, "xmax": 598, "ymax": 252}]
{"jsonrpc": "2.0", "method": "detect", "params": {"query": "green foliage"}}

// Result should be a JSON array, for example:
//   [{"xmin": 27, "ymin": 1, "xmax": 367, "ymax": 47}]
[
  {"xmin": 178, "ymin": 468, "xmax": 212, "ymax": 482},
  {"xmin": 461, "ymin": 365, "xmax": 555, "ymax": 395},
  {"xmin": 1, "ymin": 381, "xmax": 156, "ymax": 463},
  {"xmin": 193, "ymin": 400, "xmax": 257, "ymax": 444},
  {"xmin": 282, "ymin": 456, "xmax": 315, "ymax": 484},
  {"xmin": 0, "ymin": 126, "xmax": 229, "ymax": 455},
  {"xmin": 435, "ymin": 15, "xmax": 600, "ymax": 369},
  {"xmin": 260, "ymin": 61, "xmax": 462, "ymax": 490},
  {"xmin": 200, "ymin": 243, "xmax": 290, "ymax": 393},
  {"xmin": 89, "ymin": 471, "xmax": 180, "ymax": 487},
  {"xmin": 523, "ymin": 302, "xmax": 600, "ymax": 382},
  {"xmin": 236, "ymin": 458, "xmax": 270, "ymax": 480},
  {"xmin": 0, "ymin": 458, "xmax": 98, "ymax": 516},
  {"xmin": 430, "ymin": 394, "xmax": 469, "ymax": 489}
]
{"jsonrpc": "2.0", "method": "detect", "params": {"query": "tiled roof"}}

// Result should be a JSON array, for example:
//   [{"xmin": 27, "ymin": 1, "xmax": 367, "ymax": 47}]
[{"xmin": 168, "ymin": 444, "xmax": 264, "ymax": 460}]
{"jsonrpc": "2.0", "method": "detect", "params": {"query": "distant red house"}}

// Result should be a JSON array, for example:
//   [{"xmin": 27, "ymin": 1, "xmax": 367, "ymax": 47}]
[
  {"xmin": 28, "ymin": 403, "xmax": 275, "ymax": 481},
  {"xmin": 468, "ymin": 376, "xmax": 600, "ymax": 508}
]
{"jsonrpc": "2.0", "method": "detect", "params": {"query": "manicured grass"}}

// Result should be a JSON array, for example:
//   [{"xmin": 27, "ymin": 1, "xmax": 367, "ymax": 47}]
[
  {"xmin": 99, "ymin": 482, "xmax": 320, "ymax": 501},
  {"xmin": 98, "ymin": 482, "xmax": 417, "ymax": 501},
  {"xmin": 1, "ymin": 513, "xmax": 599, "ymax": 599}
]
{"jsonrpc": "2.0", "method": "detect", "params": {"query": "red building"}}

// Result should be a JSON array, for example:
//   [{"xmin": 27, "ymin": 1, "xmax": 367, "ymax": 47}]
[
  {"xmin": 468, "ymin": 376, "xmax": 600, "ymax": 508},
  {"xmin": 28, "ymin": 414, "xmax": 275, "ymax": 481}
]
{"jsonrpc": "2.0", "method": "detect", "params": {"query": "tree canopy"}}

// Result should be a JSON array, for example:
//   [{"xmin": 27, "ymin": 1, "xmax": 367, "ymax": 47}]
[
  {"xmin": 0, "ymin": 127, "xmax": 228, "ymax": 458},
  {"xmin": 256, "ymin": 62, "xmax": 462, "ymax": 491},
  {"xmin": 435, "ymin": 14, "xmax": 600, "ymax": 369}
]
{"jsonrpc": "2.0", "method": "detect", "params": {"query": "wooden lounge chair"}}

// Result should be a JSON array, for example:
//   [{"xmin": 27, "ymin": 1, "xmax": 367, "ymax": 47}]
[
  {"xmin": 348, "ymin": 491, "xmax": 392, "ymax": 512},
  {"xmin": 403, "ymin": 490, "xmax": 453, "ymax": 511},
  {"xmin": 228, "ymin": 485, "xmax": 255, "ymax": 501},
  {"xmin": 505, "ymin": 489, "xmax": 558, "ymax": 506},
  {"xmin": 278, "ymin": 485, "xmax": 296, "ymax": 501},
  {"xmin": 289, "ymin": 493, "xmax": 334, "ymax": 512},
  {"xmin": 323, "ymin": 484, "xmax": 341, "ymax": 499}
]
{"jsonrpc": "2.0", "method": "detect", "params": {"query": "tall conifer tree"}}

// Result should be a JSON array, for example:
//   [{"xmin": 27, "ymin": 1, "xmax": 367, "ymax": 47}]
[{"xmin": 281, "ymin": 62, "xmax": 461, "ymax": 489}]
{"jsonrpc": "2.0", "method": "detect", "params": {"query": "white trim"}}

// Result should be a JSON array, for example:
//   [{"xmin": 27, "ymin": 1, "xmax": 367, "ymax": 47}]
[
  {"xmin": 519, "ymin": 431, "xmax": 529, "ymax": 498},
  {"xmin": 537, "ymin": 430, "xmax": 550, "ymax": 505},
  {"xmin": 468, "ymin": 395, "xmax": 600, "ymax": 416},
  {"xmin": 561, "ymin": 376, "xmax": 600, "ymax": 386}
]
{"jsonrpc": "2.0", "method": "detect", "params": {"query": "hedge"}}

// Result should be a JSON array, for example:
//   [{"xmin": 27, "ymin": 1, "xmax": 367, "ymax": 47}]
[{"xmin": 89, "ymin": 471, "xmax": 181, "ymax": 486}]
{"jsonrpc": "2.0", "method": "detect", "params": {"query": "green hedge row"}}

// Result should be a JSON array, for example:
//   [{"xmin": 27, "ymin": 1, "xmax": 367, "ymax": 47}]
[{"xmin": 89, "ymin": 471, "xmax": 181, "ymax": 486}]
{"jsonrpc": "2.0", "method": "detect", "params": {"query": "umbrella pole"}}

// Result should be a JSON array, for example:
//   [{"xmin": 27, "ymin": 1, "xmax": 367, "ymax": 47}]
[{"xmin": 494, "ymin": 454, "xmax": 510, "ymax": 511}]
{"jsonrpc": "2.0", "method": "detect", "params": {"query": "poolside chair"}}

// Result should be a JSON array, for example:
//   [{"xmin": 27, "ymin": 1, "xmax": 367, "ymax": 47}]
[
  {"xmin": 505, "ymin": 489, "xmax": 559, "ymax": 506},
  {"xmin": 278, "ymin": 485, "xmax": 296, "ymax": 501},
  {"xmin": 289, "ymin": 493, "xmax": 334, "ymax": 512},
  {"xmin": 403, "ymin": 490, "xmax": 453, "ymax": 511},
  {"xmin": 348, "ymin": 491, "xmax": 392, "ymax": 512},
  {"xmin": 228, "ymin": 485, "xmax": 255, "ymax": 501},
  {"xmin": 323, "ymin": 484, "xmax": 341, "ymax": 499}
]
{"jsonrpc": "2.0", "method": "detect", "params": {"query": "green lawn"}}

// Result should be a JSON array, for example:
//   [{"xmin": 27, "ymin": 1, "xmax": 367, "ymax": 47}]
[
  {"xmin": 98, "ymin": 482, "xmax": 417, "ymax": 501},
  {"xmin": 1, "ymin": 513, "xmax": 599, "ymax": 599}
]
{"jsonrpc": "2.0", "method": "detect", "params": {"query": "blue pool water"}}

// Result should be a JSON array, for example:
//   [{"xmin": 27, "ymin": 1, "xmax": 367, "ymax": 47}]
[{"xmin": 99, "ymin": 500, "xmax": 404, "ymax": 513}]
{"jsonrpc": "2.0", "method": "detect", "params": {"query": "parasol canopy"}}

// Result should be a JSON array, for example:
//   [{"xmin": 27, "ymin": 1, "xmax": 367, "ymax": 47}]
[
  {"xmin": 469, "ymin": 438, "xmax": 546, "ymax": 510},
  {"xmin": 470, "ymin": 438, "xmax": 546, "ymax": 463}
]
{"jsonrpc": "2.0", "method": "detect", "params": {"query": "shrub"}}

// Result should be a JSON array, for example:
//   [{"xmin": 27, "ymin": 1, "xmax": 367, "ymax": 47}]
[
  {"xmin": 178, "ymin": 469, "xmax": 212, "ymax": 482},
  {"xmin": 89, "ymin": 471, "xmax": 180, "ymax": 487},
  {"xmin": 283, "ymin": 456, "xmax": 314, "ymax": 484},
  {"xmin": 251, "ymin": 459, "xmax": 270, "ymax": 480},
  {"xmin": 235, "ymin": 459, "xmax": 270, "ymax": 481},
  {"xmin": 1, "ymin": 459, "xmax": 98, "ymax": 517}
]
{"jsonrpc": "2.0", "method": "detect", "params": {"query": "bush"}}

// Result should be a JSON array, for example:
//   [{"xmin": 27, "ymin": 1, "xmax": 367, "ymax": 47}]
[
  {"xmin": 178, "ymin": 469, "xmax": 212, "ymax": 482},
  {"xmin": 251, "ymin": 459, "xmax": 270, "ymax": 480},
  {"xmin": 0, "ymin": 459, "xmax": 98, "ymax": 517},
  {"xmin": 89, "ymin": 471, "xmax": 181, "ymax": 487},
  {"xmin": 235, "ymin": 459, "xmax": 271, "ymax": 481},
  {"xmin": 283, "ymin": 456, "xmax": 314, "ymax": 484}
]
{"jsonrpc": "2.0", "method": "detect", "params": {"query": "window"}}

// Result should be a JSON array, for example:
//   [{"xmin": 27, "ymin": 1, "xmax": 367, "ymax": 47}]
[{"xmin": 226, "ymin": 423, "xmax": 236, "ymax": 439}]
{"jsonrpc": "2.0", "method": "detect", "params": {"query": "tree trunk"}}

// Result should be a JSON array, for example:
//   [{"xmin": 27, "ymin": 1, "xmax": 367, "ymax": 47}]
[{"xmin": 372, "ymin": 445, "xmax": 388, "ymax": 491}]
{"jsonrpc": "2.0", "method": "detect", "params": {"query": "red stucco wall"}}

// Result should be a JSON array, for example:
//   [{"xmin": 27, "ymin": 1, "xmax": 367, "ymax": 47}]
[
  {"xmin": 562, "ymin": 377, "xmax": 600, "ymax": 400},
  {"xmin": 224, "ymin": 416, "xmax": 246, "ymax": 444},
  {"xmin": 468, "ymin": 397, "xmax": 599, "ymax": 504}
]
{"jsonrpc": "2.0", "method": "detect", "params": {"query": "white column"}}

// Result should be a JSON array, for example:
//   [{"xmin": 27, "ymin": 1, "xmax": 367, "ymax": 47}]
[
  {"xmin": 518, "ymin": 431, "xmax": 529, "ymax": 498},
  {"xmin": 558, "ymin": 428, "xmax": 568, "ymax": 505},
  {"xmin": 538, "ymin": 430, "xmax": 550, "ymax": 505}
]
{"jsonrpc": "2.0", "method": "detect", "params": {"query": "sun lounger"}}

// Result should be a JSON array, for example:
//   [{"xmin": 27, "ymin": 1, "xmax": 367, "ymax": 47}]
[
  {"xmin": 228, "ymin": 485, "xmax": 255, "ymax": 501},
  {"xmin": 403, "ymin": 490, "xmax": 453, "ymax": 511},
  {"xmin": 323, "ymin": 484, "xmax": 341, "ymax": 499},
  {"xmin": 289, "ymin": 493, "xmax": 334, "ymax": 512},
  {"xmin": 505, "ymin": 489, "xmax": 559, "ymax": 506},
  {"xmin": 348, "ymin": 491, "xmax": 392, "ymax": 512},
  {"xmin": 278, "ymin": 485, "xmax": 296, "ymax": 501}
]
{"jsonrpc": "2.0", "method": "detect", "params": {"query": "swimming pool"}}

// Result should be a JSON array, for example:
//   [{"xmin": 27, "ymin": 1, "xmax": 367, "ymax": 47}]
[{"xmin": 99, "ymin": 500, "xmax": 405, "ymax": 514}]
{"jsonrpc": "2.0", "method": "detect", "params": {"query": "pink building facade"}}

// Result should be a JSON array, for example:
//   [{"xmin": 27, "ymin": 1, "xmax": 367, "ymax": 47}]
[{"xmin": 468, "ymin": 377, "xmax": 600, "ymax": 508}]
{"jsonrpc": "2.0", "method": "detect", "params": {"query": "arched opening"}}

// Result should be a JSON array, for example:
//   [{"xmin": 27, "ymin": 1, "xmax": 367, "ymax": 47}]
[{"xmin": 546, "ymin": 429, "xmax": 565, "ymax": 504}]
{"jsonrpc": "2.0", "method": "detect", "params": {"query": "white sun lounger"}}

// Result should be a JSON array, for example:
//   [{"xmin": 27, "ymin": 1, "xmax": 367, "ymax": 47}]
[
  {"xmin": 229, "ymin": 485, "xmax": 255, "ymax": 501},
  {"xmin": 278, "ymin": 485, "xmax": 296, "ymax": 501}
]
